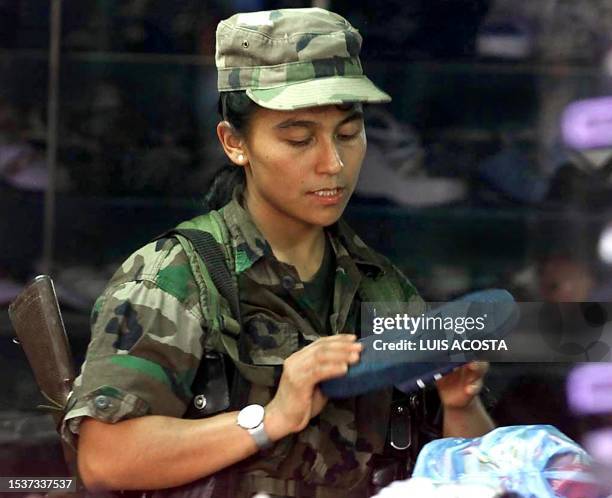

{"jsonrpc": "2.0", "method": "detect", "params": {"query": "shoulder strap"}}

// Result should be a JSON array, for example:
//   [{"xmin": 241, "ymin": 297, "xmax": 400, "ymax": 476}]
[
  {"xmin": 168, "ymin": 228, "xmax": 241, "ymax": 323},
  {"xmin": 155, "ymin": 212, "xmax": 278, "ymax": 389}
]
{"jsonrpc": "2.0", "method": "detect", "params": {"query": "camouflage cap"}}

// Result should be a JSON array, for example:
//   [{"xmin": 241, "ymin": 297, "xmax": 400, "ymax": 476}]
[{"xmin": 215, "ymin": 8, "xmax": 391, "ymax": 110}]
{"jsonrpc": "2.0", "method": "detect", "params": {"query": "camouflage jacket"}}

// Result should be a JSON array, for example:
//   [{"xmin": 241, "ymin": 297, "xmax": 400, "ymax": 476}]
[{"xmin": 62, "ymin": 189, "xmax": 425, "ymax": 494}]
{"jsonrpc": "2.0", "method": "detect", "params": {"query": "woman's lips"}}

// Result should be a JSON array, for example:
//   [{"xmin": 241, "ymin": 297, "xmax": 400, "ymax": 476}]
[{"xmin": 308, "ymin": 187, "xmax": 345, "ymax": 205}]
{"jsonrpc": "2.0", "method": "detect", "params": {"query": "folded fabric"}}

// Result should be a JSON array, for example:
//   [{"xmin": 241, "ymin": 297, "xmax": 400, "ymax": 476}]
[
  {"xmin": 411, "ymin": 425, "xmax": 601, "ymax": 498},
  {"xmin": 320, "ymin": 289, "xmax": 518, "ymax": 398},
  {"xmin": 372, "ymin": 476, "xmax": 499, "ymax": 498}
]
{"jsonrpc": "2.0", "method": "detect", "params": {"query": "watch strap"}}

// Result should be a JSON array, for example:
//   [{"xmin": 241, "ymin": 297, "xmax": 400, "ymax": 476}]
[{"xmin": 248, "ymin": 423, "xmax": 273, "ymax": 451}]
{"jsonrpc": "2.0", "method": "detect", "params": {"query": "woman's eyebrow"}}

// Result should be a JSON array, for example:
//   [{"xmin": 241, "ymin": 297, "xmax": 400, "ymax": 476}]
[
  {"xmin": 274, "ymin": 119, "xmax": 314, "ymax": 130},
  {"xmin": 274, "ymin": 110, "xmax": 364, "ymax": 130},
  {"xmin": 339, "ymin": 110, "xmax": 364, "ymax": 126}
]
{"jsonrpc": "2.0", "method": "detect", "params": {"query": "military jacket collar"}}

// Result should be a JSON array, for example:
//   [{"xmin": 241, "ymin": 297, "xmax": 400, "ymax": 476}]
[{"xmin": 220, "ymin": 186, "xmax": 385, "ymax": 278}]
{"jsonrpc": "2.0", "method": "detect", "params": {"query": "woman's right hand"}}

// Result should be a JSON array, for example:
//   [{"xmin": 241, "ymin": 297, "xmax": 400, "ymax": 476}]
[{"xmin": 264, "ymin": 334, "xmax": 362, "ymax": 440}]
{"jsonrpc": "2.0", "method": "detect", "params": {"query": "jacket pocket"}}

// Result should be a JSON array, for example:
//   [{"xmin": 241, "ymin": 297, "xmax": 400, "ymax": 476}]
[{"xmin": 243, "ymin": 313, "xmax": 299, "ymax": 366}]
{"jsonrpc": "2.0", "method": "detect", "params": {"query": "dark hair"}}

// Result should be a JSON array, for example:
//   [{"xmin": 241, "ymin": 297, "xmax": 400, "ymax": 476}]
[{"xmin": 204, "ymin": 91, "xmax": 260, "ymax": 211}]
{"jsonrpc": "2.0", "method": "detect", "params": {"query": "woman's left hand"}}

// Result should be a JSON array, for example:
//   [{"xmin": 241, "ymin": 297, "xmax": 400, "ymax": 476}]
[{"xmin": 435, "ymin": 361, "xmax": 489, "ymax": 410}]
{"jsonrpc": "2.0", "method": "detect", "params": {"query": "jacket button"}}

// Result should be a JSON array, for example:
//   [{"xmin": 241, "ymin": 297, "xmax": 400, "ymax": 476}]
[
  {"xmin": 281, "ymin": 275, "xmax": 295, "ymax": 290},
  {"xmin": 194, "ymin": 395, "xmax": 207, "ymax": 410},
  {"xmin": 94, "ymin": 395, "xmax": 111, "ymax": 410}
]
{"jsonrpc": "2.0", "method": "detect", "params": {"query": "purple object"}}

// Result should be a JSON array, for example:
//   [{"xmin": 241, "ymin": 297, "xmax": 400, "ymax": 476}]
[
  {"xmin": 567, "ymin": 364, "xmax": 612, "ymax": 415},
  {"xmin": 584, "ymin": 429, "xmax": 612, "ymax": 464},
  {"xmin": 562, "ymin": 97, "xmax": 612, "ymax": 150}
]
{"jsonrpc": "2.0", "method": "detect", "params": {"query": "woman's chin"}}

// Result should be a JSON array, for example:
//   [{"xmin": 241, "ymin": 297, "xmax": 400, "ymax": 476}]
[{"xmin": 304, "ymin": 209, "xmax": 345, "ymax": 228}]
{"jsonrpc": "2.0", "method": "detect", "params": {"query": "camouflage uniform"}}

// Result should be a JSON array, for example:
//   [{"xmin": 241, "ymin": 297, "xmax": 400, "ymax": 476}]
[{"xmin": 62, "ymin": 187, "xmax": 426, "ymax": 496}]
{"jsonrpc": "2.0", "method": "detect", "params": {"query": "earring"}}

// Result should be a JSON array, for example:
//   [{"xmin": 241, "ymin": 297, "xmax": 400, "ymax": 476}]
[{"xmin": 238, "ymin": 154, "xmax": 244, "ymax": 163}]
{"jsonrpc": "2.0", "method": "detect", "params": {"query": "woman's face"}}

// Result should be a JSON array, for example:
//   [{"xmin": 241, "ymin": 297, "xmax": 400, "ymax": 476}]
[{"xmin": 241, "ymin": 103, "xmax": 366, "ymax": 230}]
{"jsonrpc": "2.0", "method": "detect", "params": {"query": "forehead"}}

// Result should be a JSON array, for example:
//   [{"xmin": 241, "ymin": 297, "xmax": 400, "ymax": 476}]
[{"xmin": 253, "ymin": 103, "xmax": 363, "ymax": 126}]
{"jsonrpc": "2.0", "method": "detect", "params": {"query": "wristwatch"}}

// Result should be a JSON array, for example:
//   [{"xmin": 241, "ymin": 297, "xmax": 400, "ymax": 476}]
[{"xmin": 237, "ymin": 404, "xmax": 273, "ymax": 450}]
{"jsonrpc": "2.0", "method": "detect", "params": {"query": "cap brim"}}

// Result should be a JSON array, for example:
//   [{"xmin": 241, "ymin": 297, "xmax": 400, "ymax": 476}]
[{"xmin": 246, "ymin": 76, "xmax": 391, "ymax": 110}]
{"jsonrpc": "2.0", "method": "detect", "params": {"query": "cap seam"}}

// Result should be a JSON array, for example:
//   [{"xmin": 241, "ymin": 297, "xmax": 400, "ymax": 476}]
[
  {"xmin": 249, "ymin": 74, "xmax": 367, "ymax": 90},
  {"xmin": 220, "ymin": 75, "xmax": 368, "ymax": 92},
  {"xmin": 217, "ymin": 55, "xmax": 361, "ymax": 74}
]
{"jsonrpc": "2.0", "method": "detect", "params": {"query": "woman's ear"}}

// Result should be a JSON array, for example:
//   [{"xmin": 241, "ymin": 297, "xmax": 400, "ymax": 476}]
[{"xmin": 217, "ymin": 121, "xmax": 248, "ymax": 166}]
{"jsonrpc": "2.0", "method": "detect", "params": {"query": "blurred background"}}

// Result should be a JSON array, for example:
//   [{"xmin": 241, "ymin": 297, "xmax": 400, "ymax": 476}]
[{"xmin": 1, "ymin": 0, "xmax": 612, "ymax": 485}]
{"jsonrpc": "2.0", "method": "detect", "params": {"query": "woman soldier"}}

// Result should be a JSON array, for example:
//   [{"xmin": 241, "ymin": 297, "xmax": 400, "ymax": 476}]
[{"xmin": 63, "ymin": 7, "xmax": 493, "ymax": 498}]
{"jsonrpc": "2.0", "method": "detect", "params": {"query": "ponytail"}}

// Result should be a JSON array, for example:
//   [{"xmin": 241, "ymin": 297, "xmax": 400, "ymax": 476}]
[{"xmin": 204, "ymin": 163, "xmax": 246, "ymax": 211}]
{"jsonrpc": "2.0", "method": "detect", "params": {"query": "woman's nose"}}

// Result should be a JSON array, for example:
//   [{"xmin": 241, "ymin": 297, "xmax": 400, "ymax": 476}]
[{"xmin": 316, "ymin": 138, "xmax": 344, "ymax": 174}]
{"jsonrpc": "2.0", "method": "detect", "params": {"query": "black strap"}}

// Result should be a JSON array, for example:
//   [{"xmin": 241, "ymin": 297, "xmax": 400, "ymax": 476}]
[
  {"xmin": 163, "ymin": 228, "xmax": 241, "ymax": 322},
  {"xmin": 159, "ymin": 228, "xmax": 250, "ymax": 411}
]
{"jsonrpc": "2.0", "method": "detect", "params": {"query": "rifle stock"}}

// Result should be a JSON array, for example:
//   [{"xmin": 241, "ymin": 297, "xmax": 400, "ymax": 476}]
[{"xmin": 8, "ymin": 275, "xmax": 77, "ymax": 471}]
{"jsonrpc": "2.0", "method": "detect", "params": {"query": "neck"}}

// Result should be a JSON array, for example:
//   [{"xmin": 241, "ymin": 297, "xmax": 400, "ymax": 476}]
[{"xmin": 244, "ymin": 189, "xmax": 326, "ymax": 280}]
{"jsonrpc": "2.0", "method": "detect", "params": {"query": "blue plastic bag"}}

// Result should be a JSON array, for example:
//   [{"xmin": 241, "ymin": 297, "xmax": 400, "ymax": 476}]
[{"xmin": 412, "ymin": 425, "xmax": 601, "ymax": 498}]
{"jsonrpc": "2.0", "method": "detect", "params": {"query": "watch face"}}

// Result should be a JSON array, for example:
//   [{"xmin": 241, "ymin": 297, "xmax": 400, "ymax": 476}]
[{"xmin": 237, "ymin": 404, "xmax": 265, "ymax": 429}]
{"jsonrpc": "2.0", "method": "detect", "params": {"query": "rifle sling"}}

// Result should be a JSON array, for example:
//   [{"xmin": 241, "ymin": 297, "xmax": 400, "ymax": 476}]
[
  {"xmin": 159, "ymin": 228, "xmax": 250, "ymax": 413},
  {"xmin": 169, "ymin": 228, "xmax": 241, "ymax": 322}
]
